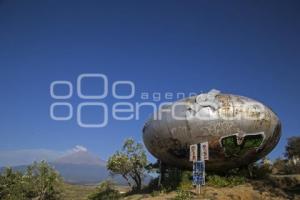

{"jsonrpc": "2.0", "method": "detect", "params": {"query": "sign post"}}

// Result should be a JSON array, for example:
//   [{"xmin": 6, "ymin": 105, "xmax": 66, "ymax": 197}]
[{"xmin": 190, "ymin": 142, "xmax": 209, "ymax": 195}]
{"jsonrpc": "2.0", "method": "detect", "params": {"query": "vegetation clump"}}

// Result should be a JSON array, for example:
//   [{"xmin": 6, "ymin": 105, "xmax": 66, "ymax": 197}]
[
  {"xmin": 285, "ymin": 136, "xmax": 300, "ymax": 160},
  {"xmin": 173, "ymin": 190, "xmax": 194, "ymax": 200},
  {"xmin": 88, "ymin": 180, "xmax": 121, "ymax": 200},
  {"xmin": 0, "ymin": 161, "xmax": 63, "ymax": 200},
  {"xmin": 207, "ymin": 175, "xmax": 245, "ymax": 187}
]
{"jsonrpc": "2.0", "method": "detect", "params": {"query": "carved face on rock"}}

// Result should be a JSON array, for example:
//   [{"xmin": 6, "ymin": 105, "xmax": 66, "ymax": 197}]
[{"xmin": 143, "ymin": 90, "xmax": 281, "ymax": 171}]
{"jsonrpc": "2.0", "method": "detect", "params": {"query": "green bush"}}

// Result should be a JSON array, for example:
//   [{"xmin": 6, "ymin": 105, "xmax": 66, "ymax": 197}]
[
  {"xmin": 173, "ymin": 190, "xmax": 193, "ymax": 200},
  {"xmin": 159, "ymin": 169, "xmax": 193, "ymax": 192},
  {"xmin": 145, "ymin": 177, "xmax": 159, "ymax": 191},
  {"xmin": 285, "ymin": 163, "xmax": 300, "ymax": 174},
  {"xmin": 150, "ymin": 190, "xmax": 160, "ymax": 197},
  {"xmin": 252, "ymin": 163, "xmax": 272, "ymax": 178},
  {"xmin": 88, "ymin": 180, "xmax": 121, "ymax": 200},
  {"xmin": 178, "ymin": 171, "xmax": 193, "ymax": 191},
  {"xmin": 272, "ymin": 158, "xmax": 300, "ymax": 175},
  {"xmin": 207, "ymin": 175, "xmax": 245, "ymax": 187},
  {"xmin": 0, "ymin": 161, "xmax": 63, "ymax": 200},
  {"xmin": 144, "ymin": 170, "xmax": 193, "ymax": 195},
  {"xmin": 0, "ymin": 168, "xmax": 27, "ymax": 200},
  {"xmin": 162, "ymin": 168, "xmax": 182, "ymax": 191}
]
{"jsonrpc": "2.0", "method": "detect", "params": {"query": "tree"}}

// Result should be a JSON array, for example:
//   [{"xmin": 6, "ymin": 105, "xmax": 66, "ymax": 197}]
[
  {"xmin": 107, "ymin": 138, "xmax": 147, "ymax": 191},
  {"xmin": 30, "ymin": 161, "xmax": 63, "ymax": 200},
  {"xmin": 285, "ymin": 136, "xmax": 300, "ymax": 163}
]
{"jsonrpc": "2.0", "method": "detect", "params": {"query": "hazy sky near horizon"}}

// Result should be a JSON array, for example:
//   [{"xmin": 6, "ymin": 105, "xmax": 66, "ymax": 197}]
[{"xmin": 0, "ymin": 0, "xmax": 300, "ymax": 165}]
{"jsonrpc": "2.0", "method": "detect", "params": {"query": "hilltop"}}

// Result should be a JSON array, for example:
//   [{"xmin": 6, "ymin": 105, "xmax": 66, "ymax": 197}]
[{"xmin": 61, "ymin": 175, "xmax": 300, "ymax": 200}]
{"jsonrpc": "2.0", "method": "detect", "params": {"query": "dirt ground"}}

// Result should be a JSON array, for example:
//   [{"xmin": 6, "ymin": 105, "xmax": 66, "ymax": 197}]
[
  {"xmin": 62, "ymin": 175, "xmax": 300, "ymax": 200},
  {"xmin": 124, "ymin": 181, "xmax": 300, "ymax": 200}
]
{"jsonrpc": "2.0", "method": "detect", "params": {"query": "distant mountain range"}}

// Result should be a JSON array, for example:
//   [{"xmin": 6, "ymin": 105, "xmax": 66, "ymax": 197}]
[
  {"xmin": 51, "ymin": 150, "xmax": 116, "ymax": 184},
  {"xmin": 1, "ymin": 149, "xmax": 127, "ymax": 185},
  {"xmin": 54, "ymin": 150, "xmax": 106, "ymax": 166}
]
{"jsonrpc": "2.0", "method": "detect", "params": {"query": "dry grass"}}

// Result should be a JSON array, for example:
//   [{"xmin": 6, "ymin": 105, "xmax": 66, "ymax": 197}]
[
  {"xmin": 60, "ymin": 175, "xmax": 300, "ymax": 200},
  {"xmin": 61, "ymin": 183, "xmax": 97, "ymax": 200}
]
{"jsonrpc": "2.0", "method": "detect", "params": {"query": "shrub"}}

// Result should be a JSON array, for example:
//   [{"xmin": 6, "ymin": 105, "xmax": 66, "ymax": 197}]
[
  {"xmin": 145, "ymin": 177, "xmax": 159, "ymax": 191},
  {"xmin": 178, "ymin": 171, "xmax": 193, "ymax": 191},
  {"xmin": 0, "ymin": 168, "xmax": 27, "ymax": 200},
  {"xmin": 0, "ymin": 161, "xmax": 63, "ymax": 200},
  {"xmin": 285, "ymin": 163, "xmax": 300, "ymax": 174},
  {"xmin": 173, "ymin": 190, "xmax": 193, "ymax": 200},
  {"xmin": 272, "ymin": 159, "xmax": 287, "ymax": 175},
  {"xmin": 252, "ymin": 163, "xmax": 272, "ymax": 178},
  {"xmin": 228, "ymin": 176, "xmax": 245, "ymax": 186},
  {"xmin": 150, "ymin": 190, "xmax": 160, "ymax": 197},
  {"xmin": 207, "ymin": 175, "xmax": 245, "ymax": 187},
  {"xmin": 162, "ymin": 168, "xmax": 182, "ymax": 191},
  {"xmin": 159, "ymin": 169, "xmax": 193, "ymax": 192},
  {"xmin": 88, "ymin": 180, "xmax": 121, "ymax": 200},
  {"xmin": 144, "ymin": 170, "xmax": 193, "ymax": 195}
]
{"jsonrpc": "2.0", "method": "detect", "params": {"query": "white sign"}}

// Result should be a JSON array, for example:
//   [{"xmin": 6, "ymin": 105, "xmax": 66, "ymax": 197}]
[
  {"xmin": 201, "ymin": 142, "xmax": 209, "ymax": 161},
  {"xmin": 189, "ymin": 144, "xmax": 198, "ymax": 162}
]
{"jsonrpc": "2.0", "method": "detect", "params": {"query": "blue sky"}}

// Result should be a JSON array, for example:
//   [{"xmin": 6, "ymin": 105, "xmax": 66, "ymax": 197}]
[{"xmin": 0, "ymin": 0, "xmax": 299, "ymax": 165}]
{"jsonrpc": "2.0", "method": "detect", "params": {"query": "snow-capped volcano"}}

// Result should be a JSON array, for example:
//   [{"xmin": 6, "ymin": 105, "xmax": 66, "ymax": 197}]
[{"xmin": 54, "ymin": 148, "xmax": 106, "ymax": 166}]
